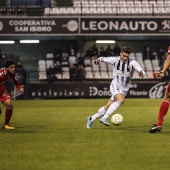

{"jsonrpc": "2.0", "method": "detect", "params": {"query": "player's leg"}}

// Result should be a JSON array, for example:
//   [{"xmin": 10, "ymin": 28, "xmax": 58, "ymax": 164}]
[
  {"xmin": 0, "ymin": 86, "xmax": 5, "ymax": 115},
  {"xmin": 91, "ymin": 100, "xmax": 114, "ymax": 121},
  {"xmin": 0, "ymin": 86, "xmax": 15, "ymax": 129},
  {"xmin": 3, "ymin": 99, "xmax": 15, "ymax": 130},
  {"xmin": 86, "ymin": 100, "xmax": 110, "ymax": 129},
  {"xmin": 100, "ymin": 94, "xmax": 123, "ymax": 126},
  {"xmin": 99, "ymin": 82, "xmax": 126, "ymax": 126},
  {"xmin": 86, "ymin": 100, "xmax": 114, "ymax": 128},
  {"xmin": 157, "ymin": 95, "xmax": 170, "ymax": 126},
  {"xmin": 149, "ymin": 82, "xmax": 170, "ymax": 133}
]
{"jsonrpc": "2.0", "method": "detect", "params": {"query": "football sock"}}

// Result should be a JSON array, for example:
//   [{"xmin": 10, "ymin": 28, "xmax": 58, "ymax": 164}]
[
  {"xmin": 4, "ymin": 106, "xmax": 13, "ymax": 125},
  {"xmin": 91, "ymin": 106, "xmax": 106, "ymax": 121},
  {"xmin": 157, "ymin": 99, "xmax": 170, "ymax": 126},
  {"xmin": 102, "ymin": 101, "xmax": 121, "ymax": 119}
]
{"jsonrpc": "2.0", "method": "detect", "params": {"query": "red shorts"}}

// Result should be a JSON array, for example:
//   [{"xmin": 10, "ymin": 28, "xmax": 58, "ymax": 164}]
[{"xmin": 0, "ymin": 85, "xmax": 11, "ymax": 102}]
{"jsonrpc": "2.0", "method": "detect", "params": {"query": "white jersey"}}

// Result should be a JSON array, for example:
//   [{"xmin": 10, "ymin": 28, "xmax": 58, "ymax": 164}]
[{"xmin": 99, "ymin": 56, "xmax": 145, "ymax": 91}]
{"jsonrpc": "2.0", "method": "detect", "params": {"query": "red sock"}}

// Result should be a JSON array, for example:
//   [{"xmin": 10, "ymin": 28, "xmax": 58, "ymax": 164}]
[
  {"xmin": 157, "ymin": 99, "xmax": 170, "ymax": 126},
  {"xmin": 4, "ymin": 107, "xmax": 13, "ymax": 125}
]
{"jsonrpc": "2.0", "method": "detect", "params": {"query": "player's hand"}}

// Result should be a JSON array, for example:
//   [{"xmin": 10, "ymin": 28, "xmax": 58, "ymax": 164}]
[
  {"xmin": 153, "ymin": 71, "xmax": 165, "ymax": 79},
  {"xmin": 94, "ymin": 59, "xmax": 100, "ymax": 65},
  {"xmin": 138, "ymin": 71, "xmax": 144, "ymax": 78},
  {"xmin": 20, "ymin": 87, "xmax": 24, "ymax": 94}
]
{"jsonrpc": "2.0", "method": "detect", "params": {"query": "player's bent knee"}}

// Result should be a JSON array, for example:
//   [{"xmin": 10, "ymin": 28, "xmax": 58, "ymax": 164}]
[{"xmin": 118, "ymin": 99, "xmax": 124, "ymax": 105}]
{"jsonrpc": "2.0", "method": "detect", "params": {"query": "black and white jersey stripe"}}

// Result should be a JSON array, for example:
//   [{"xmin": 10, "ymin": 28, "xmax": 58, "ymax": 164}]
[
  {"xmin": 100, "ymin": 56, "xmax": 144, "ymax": 89},
  {"xmin": 113, "ymin": 57, "xmax": 134, "ymax": 86}
]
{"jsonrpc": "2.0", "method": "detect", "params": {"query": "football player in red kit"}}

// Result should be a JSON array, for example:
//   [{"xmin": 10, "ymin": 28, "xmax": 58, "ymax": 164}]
[
  {"xmin": 0, "ymin": 59, "xmax": 24, "ymax": 129},
  {"xmin": 149, "ymin": 46, "xmax": 170, "ymax": 133}
]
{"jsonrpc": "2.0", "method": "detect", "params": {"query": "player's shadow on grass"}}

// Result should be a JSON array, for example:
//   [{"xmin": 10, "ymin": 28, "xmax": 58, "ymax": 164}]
[
  {"xmin": 112, "ymin": 126, "xmax": 169, "ymax": 134},
  {"xmin": 104, "ymin": 125, "xmax": 154, "ymax": 133}
]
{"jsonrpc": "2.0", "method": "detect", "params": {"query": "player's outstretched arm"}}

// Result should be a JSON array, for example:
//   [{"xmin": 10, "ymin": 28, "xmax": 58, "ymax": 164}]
[
  {"xmin": 159, "ymin": 53, "xmax": 170, "ymax": 75},
  {"xmin": 155, "ymin": 52, "xmax": 170, "ymax": 78}
]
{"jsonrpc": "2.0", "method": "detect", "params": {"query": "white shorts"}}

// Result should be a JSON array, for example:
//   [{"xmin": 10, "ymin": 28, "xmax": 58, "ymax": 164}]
[{"xmin": 110, "ymin": 83, "xmax": 129, "ymax": 101}]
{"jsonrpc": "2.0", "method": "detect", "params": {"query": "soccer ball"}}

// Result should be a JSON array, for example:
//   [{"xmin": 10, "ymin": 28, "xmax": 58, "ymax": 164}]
[{"xmin": 111, "ymin": 114, "xmax": 123, "ymax": 126}]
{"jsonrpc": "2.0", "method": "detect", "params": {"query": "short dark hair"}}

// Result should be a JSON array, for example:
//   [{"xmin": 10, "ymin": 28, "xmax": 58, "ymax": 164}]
[
  {"xmin": 121, "ymin": 46, "xmax": 131, "ymax": 54},
  {"xmin": 4, "ymin": 59, "xmax": 15, "ymax": 68}
]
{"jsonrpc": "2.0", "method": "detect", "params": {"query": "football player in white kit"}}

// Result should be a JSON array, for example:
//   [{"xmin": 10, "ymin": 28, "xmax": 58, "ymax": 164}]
[{"xmin": 86, "ymin": 46, "xmax": 146, "ymax": 128}]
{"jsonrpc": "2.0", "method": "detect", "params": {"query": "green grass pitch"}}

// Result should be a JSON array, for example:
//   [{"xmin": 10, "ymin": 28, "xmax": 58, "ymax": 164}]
[{"xmin": 1, "ymin": 98, "xmax": 170, "ymax": 170}]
